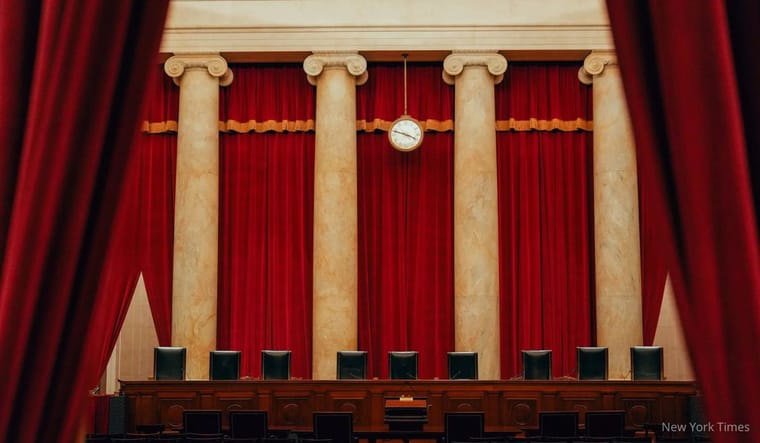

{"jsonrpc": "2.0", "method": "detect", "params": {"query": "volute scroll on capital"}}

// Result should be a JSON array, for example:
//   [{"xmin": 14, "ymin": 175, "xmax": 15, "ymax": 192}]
[
  {"xmin": 578, "ymin": 51, "xmax": 617, "ymax": 85},
  {"xmin": 303, "ymin": 52, "xmax": 368, "ymax": 86},
  {"xmin": 164, "ymin": 54, "xmax": 234, "ymax": 87},
  {"xmin": 442, "ymin": 51, "xmax": 508, "ymax": 85}
]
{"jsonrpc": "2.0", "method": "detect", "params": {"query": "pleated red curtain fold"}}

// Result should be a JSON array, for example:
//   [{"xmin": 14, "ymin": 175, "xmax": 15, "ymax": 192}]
[
  {"xmin": 87, "ymin": 146, "xmax": 142, "ymax": 381},
  {"xmin": 217, "ymin": 64, "xmax": 315, "ymax": 378},
  {"xmin": 497, "ymin": 63, "xmax": 592, "ymax": 122},
  {"xmin": 356, "ymin": 63, "xmax": 454, "ymax": 130},
  {"xmin": 218, "ymin": 131, "xmax": 315, "ymax": 378},
  {"xmin": 357, "ymin": 63, "xmax": 455, "ymax": 379},
  {"xmin": 220, "ymin": 64, "xmax": 315, "ymax": 132},
  {"xmin": 137, "ymin": 133, "xmax": 177, "ymax": 346},
  {"xmin": 0, "ymin": 1, "xmax": 168, "ymax": 442},
  {"xmin": 142, "ymin": 68, "xmax": 179, "ymax": 133},
  {"xmin": 357, "ymin": 132, "xmax": 454, "ymax": 379},
  {"xmin": 607, "ymin": 1, "xmax": 760, "ymax": 439},
  {"xmin": 495, "ymin": 64, "xmax": 595, "ymax": 378}
]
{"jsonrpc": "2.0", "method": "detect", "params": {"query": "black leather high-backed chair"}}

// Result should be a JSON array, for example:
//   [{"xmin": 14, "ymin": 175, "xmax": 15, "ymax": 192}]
[
  {"xmin": 261, "ymin": 350, "xmax": 291, "ymax": 380},
  {"xmin": 444, "ymin": 412, "xmax": 484, "ymax": 441},
  {"xmin": 154, "ymin": 346, "xmax": 186, "ymax": 380},
  {"xmin": 229, "ymin": 410, "xmax": 268, "ymax": 439},
  {"xmin": 388, "ymin": 351, "xmax": 419, "ymax": 380},
  {"xmin": 209, "ymin": 350, "xmax": 241, "ymax": 380},
  {"xmin": 183, "ymin": 410, "xmax": 222, "ymax": 435},
  {"xmin": 337, "ymin": 351, "xmax": 368, "ymax": 379},
  {"xmin": 631, "ymin": 346, "xmax": 664, "ymax": 380},
  {"xmin": 577, "ymin": 346, "xmax": 608, "ymax": 380},
  {"xmin": 538, "ymin": 411, "xmax": 579, "ymax": 438},
  {"xmin": 584, "ymin": 410, "xmax": 626, "ymax": 438},
  {"xmin": 447, "ymin": 352, "xmax": 478, "ymax": 380},
  {"xmin": 313, "ymin": 412, "xmax": 354, "ymax": 443},
  {"xmin": 522, "ymin": 350, "xmax": 552, "ymax": 380}
]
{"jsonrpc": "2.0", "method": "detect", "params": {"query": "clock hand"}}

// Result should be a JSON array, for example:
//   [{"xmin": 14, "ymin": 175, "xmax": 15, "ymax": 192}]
[{"xmin": 392, "ymin": 129, "xmax": 416, "ymax": 139}]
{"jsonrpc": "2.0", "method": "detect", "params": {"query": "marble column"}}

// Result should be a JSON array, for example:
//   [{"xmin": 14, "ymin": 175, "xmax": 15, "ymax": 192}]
[
  {"xmin": 164, "ymin": 54, "xmax": 232, "ymax": 379},
  {"xmin": 443, "ymin": 51, "xmax": 507, "ymax": 380},
  {"xmin": 579, "ymin": 51, "xmax": 643, "ymax": 379},
  {"xmin": 304, "ymin": 52, "xmax": 367, "ymax": 380}
]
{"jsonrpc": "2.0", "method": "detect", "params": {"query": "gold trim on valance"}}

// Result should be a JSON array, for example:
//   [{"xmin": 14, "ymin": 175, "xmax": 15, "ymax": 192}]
[
  {"xmin": 356, "ymin": 118, "xmax": 454, "ymax": 132},
  {"xmin": 220, "ymin": 119, "xmax": 315, "ymax": 133},
  {"xmin": 141, "ymin": 117, "xmax": 592, "ymax": 134},
  {"xmin": 495, "ymin": 118, "xmax": 593, "ymax": 132},
  {"xmin": 142, "ymin": 120, "xmax": 178, "ymax": 133}
]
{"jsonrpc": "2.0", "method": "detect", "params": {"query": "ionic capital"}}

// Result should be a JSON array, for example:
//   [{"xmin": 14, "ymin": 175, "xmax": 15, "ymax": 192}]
[
  {"xmin": 164, "ymin": 54, "xmax": 233, "ymax": 87},
  {"xmin": 578, "ymin": 51, "xmax": 618, "ymax": 85},
  {"xmin": 303, "ymin": 52, "xmax": 368, "ymax": 86},
  {"xmin": 442, "ymin": 51, "xmax": 508, "ymax": 85}
]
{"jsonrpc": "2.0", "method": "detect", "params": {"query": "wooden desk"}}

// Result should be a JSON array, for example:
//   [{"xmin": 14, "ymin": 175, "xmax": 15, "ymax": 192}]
[
  {"xmin": 384, "ymin": 398, "xmax": 428, "ymax": 431},
  {"xmin": 119, "ymin": 379, "xmax": 696, "ymax": 433}
]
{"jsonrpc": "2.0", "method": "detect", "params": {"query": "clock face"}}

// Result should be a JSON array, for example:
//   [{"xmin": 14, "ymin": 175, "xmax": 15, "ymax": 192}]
[{"xmin": 388, "ymin": 117, "xmax": 423, "ymax": 152}]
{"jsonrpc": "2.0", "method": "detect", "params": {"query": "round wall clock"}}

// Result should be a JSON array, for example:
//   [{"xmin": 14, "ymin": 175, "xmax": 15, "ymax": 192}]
[{"xmin": 388, "ymin": 115, "xmax": 424, "ymax": 152}]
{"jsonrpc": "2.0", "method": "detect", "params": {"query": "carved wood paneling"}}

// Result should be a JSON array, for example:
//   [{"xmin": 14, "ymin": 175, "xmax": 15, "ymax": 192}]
[{"xmin": 120, "ymin": 380, "xmax": 696, "ymax": 432}]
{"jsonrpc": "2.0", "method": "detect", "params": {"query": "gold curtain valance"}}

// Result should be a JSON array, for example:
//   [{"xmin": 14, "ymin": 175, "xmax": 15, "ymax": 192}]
[{"xmin": 141, "ymin": 118, "xmax": 592, "ymax": 134}]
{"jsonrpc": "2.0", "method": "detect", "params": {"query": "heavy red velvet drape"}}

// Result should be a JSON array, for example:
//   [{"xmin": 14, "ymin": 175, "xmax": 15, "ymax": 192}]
[
  {"xmin": 495, "ymin": 64, "xmax": 595, "ymax": 378},
  {"xmin": 218, "ymin": 132, "xmax": 315, "ymax": 378},
  {"xmin": 607, "ymin": 1, "xmax": 760, "ymax": 439},
  {"xmin": 87, "ymin": 147, "xmax": 142, "ymax": 381},
  {"xmin": 137, "ymin": 71, "xmax": 178, "ymax": 346},
  {"xmin": 357, "ymin": 64, "xmax": 454, "ymax": 379},
  {"xmin": 217, "ymin": 65, "xmax": 315, "ymax": 378},
  {"xmin": 136, "ymin": 133, "xmax": 176, "ymax": 347},
  {"xmin": 0, "ymin": 1, "xmax": 168, "ymax": 442}
]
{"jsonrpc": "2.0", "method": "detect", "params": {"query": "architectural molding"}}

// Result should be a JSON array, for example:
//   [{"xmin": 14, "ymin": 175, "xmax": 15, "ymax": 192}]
[
  {"xmin": 578, "ymin": 50, "xmax": 617, "ymax": 85},
  {"xmin": 160, "ymin": 0, "xmax": 612, "ymax": 58},
  {"xmin": 162, "ymin": 27, "xmax": 612, "ymax": 57},
  {"xmin": 164, "ymin": 53, "xmax": 234, "ymax": 86},
  {"xmin": 303, "ymin": 52, "xmax": 368, "ymax": 86},
  {"xmin": 443, "ymin": 51, "xmax": 508, "ymax": 85}
]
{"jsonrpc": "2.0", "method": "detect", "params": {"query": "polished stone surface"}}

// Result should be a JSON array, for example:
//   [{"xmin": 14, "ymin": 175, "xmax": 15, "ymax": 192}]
[
  {"xmin": 581, "ymin": 51, "xmax": 642, "ymax": 379},
  {"xmin": 444, "ymin": 52, "xmax": 506, "ymax": 380},
  {"xmin": 306, "ymin": 53, "xmax": 366, "ymax": 379},
  {"xmin": 165, "ymin": 54, "xmax": 231, "ymax": 379}
]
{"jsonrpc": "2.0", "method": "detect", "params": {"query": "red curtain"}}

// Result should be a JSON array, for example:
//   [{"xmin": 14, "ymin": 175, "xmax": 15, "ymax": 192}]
[
  {"xmin": 495, "ymin": 64, "xmax": 595, "ymax": 378},
  {"xmin": 86, "ymin": 148, "xmax": 142, "ymax": 381},
  {"xmin": 142, "ymin": 68, "xmax": 179, "ymax": 133},
  {"xmin": 0, "ymin": 1, "xmax": 168, "ymax": 442},
  {"xmin": 217, "ymin": 64, "xmax": 315, "ymax": 378},
  {"xmin": 137, "ymin": 133, "xmax": 176, "ymax": 346},
  {"xmin": 217, "ymin": 131, "xmax": 315, "ymax": 378},
  {"xmin": 220, "ymin": 64, "xmax": 315, "ymax": 130},
  {"xmin": 138, "ymin": 70, "xmax": 178, "ymax": 346},
  {"xmin": 357, "ymin": 64, "xmax": 455, "ymax": 378},
  {"xmin": 607, "ymin": 1, "xmax": 760, "ymax": 439},
  {"xmin": 358, "ymin": 132, "xmax": 454, "ymax": 379}
]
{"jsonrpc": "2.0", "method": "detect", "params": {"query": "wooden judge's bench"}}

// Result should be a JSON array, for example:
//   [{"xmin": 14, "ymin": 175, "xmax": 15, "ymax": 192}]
[{"xmin": 118, "ymin": 379, "xmax": 697, "ymax": 433}]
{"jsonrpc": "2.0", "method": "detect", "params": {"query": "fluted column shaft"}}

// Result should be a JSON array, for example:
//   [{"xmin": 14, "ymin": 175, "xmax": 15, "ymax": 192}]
[
  {"xmin": 304, "ymin": 52, "xmax": 367, "ymax": 380},
  {"xmin": 164, "ymin": 54, "xmax": 232, "ymax": 379},
  {"xmin": 444, "ymin": 51, "xmax": 507, "ymax": 380},
  {"xmin": 579, "ymin": 51, "xmax": 643, "ymax": 379}
]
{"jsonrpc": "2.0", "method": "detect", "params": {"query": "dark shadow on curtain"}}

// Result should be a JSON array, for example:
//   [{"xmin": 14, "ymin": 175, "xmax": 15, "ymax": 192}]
[{"xmin": 606, "ymin": 1, "xmax": 760, "ymax": 440}]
